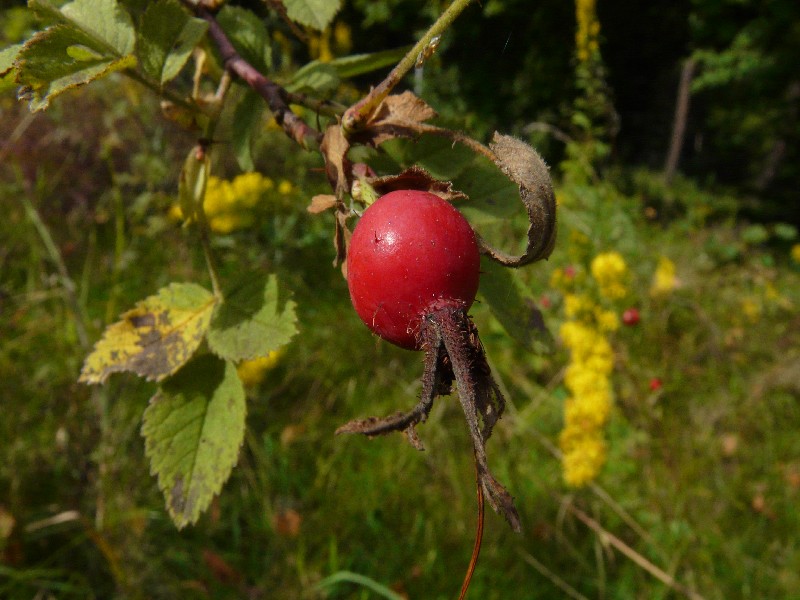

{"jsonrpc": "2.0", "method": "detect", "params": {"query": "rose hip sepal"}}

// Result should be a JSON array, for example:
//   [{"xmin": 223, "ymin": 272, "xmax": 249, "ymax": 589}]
[{"xmin": 339, "ymin": 189, "xmax": 521, "ymax": 532}]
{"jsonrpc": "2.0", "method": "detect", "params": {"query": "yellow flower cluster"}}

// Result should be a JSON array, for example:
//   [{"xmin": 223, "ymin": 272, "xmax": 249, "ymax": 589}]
[
  {"xmin": 791, "ymin": 244, "xmax": 800, "ymax": 264},
  {"xmin": 575, "ymin": 0, "xmax": 601, "ymax": 63},
  {"xmin": 650, "ymin": 256, "xmax": 677, "ymax": 297},
  {"xmin": 170, "ymin": 172, "xmax": 294, "ymax": 234},
  {"xmin": 563, "ymin": 293, "xmax": 619, "ymax": 332},
  {"xmin": 237, "ymin": 350, "xmax": 283, "ymax": 388},
  {"xmin": 558, "ymin": 319, "xmax": 614, "ymax": 487},
  {"xmin": 307, "ymin": 21, "xmax": 352, "ymax": 63},
  {"xmin": 590, "ymin": 251, "xmax": 629, "ymax": 299}
]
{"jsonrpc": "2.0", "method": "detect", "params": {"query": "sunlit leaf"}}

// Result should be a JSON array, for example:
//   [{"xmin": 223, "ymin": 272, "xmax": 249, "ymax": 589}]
[
  {"xmin": 138, "ymin": 0, "xmax": 207, "ymax": 84},
  {"xmin": 207, "ymin": 274, "xmax": 298, "ymax": 363},
  {"xmin": 79, "ymin": 283, "xmax": 216, "ymax": 384},
  {"xmin": 284, "ymin": 0, "xmax": 342, "ymax": 31},
  {"xmin": 142, "ymin": 354, "xmax": 245, "ymax": 529},
  {"xmin": 0, "ymin": 43, "xmax": 23, "ymax": 76},
  {"xmin": 58, "ymin": 0, "xmax": 135, "ymax": 55},
  {"xmin": 17, "ymin": 0, "xmax": 136, "ymax": 110},
  {"xmin": 0, "ymin": 43, "xmax": 22, "ymax": 92},
  {"xmin": 16, "ymin": 25, "xmax": 136, "ymax": 110}
]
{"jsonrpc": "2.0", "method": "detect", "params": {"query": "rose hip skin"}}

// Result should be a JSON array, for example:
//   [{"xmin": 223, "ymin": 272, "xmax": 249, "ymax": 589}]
[{"xmin": 347, "ymin": 190, "xmax": 480, "ymax": 350}]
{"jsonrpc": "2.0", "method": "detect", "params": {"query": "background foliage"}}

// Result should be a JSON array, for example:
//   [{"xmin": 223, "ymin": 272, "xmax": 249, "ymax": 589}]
[{"xmin": 2, "ymin": 0, "xmax": 800, "ymax": 598}]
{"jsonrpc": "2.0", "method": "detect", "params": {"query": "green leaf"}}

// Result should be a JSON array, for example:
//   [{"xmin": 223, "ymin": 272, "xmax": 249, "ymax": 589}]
[
  {"xmin": 138, "ymin": 0, "xmax": 208, "ymax": 84},
  {"xmin": 741, "ymin": 224, "xmax": 769, "ymax": 245},
  {"xmin": 16, "ymin": 0, "xmax": 136, "ymax": 110},
  {"xmin": 0, "ymin": 43, "xmax": 23, "ymax": 92},
  {"xmin": 79, "ymin": 283, "xmax": 216, "ymax": 384},
  {"xmin": 231, "ymin": 87, "xmax": 264, "ymax": 172},
  {"xmin": 773, "ymin": 223, "xmax": 798, "ymax": 241},
  {"xmin": 143, "ymin": 354, "xmax": 245, "ymax": 529},
  {"xmin": 207, "ymin": 273, "xmax": 298, "ymax": 363},
  {"xmin": 286, "ymin": 61, "xmax": 339, "ymax": 95},
  {"xmin": 455, "ymin": 156, "xmax": 521, "ymax": 225},
  {"xmin": 284, "ymin": 0, "xmax": 342, "ymax": 30},
  {"xmin": 478, "ymin": 258, "xmax": 553, "ymax": 353},
  {"xmin": 216, "ymin": 6, "xmax": 271, "ymax": 73},
  {"xmin": 287, "ymin": 47, "xmax": 409, "ymax": 96},
  {"xmin": 59, "ymin": 0, "xmax": 135, "ymax": 55},
  {"xmin": 381, "ymin": 135, "xmax": 474, "ymax": 181},
  {"xmin": 0, "ymin": 43, "xmax": 23, "ymax": 76},
  {"xmin": 325, "ymin": 47, "xmax": 410, "ymax": 79},
  {"xmin": 16, "ymin": 28, "xmax": 136, "ymax": 110},
  {"xmin": 315, "ymin": 571, "xmax": 405, "ymax": 600}
]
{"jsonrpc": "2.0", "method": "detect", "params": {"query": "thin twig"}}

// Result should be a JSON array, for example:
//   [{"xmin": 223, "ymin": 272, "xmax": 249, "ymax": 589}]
[
  {"xmin": 516, "ymin": 549, "xmax": 590, "ymax": 600},
  {"xmin": 527, "ymin": 426, "xmax": 661, "ymax": 552},
  {"xmin": 187, "ymin": 2, "xmax": 322, "ymax": 149},
  {"xmin": 284, "ymin": 91, "xmax": 347, "ymax": 117},
  {"xmin": 342, "ymin": 0, "xmax": 474, "ymax": 132},
  {"xmin": 566, "ymin": 502, "xmax": 706, "ymax": 600}
]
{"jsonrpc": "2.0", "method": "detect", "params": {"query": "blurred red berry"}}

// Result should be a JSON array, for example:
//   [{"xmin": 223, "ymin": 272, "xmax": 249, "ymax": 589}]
[
  {"xmin": 539, "ymin": 295, "xmax": 551, "ymax": 309},
  {"xmin": 622, "ymin": 307, "xmax": 640, "ymax": 326},
  {"xmin": 564, "ymin": 265, "xmax": 576, "ymax": 279},
  {"xmin": 649, "ymin": 377, "xmax": 663, "ymax": 391}
]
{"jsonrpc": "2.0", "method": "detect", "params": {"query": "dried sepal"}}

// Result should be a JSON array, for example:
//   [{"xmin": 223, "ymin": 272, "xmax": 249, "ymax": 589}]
[
  {"xmin": 336, "ymin": 306, "xmax": 521, "ymax": 532},
  {"xmin": 479, "ymin": 133, "xmax": 557, "ymax": 267}
]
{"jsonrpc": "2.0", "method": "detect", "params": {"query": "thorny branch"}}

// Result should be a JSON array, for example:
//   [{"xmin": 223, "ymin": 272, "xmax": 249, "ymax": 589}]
[{"xmin": 186, "ymin": 2, "xmax": 323, "ymax": 149}]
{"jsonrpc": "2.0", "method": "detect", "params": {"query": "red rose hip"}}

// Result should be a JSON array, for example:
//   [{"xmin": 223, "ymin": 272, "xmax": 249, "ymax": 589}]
[
  {"xmin": 347, "ymin": 189, "xmax": 480, "ymax": 349},
  {"xmin": 622, "ymin": 307, "xmax": 640, "ymax": 326}
]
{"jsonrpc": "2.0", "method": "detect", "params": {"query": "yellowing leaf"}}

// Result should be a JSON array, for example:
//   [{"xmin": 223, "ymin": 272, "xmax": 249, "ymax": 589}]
[{"xmin": 80, "ymin": 283, "xmax": 216, "ymax": 384}]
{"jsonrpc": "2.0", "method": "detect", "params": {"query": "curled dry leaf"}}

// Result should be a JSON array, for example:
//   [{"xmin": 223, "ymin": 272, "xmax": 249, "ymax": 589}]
[
  {"xmin": 321, "ymin": 124, "xmax": 351, "ymax": 199},
  {"xmin": 367, "ymin": 165, "xmax": 467, "ymax": 203},
  {"xmin": 320, "ymin": 124, "xmax": 352, "ymax": 267},
  {"xmin": 307, "ymin": 194, "xmax": 337, "ymax": 214},
  {"xmin": 349, "ymin": 90, "xmax": 437, "ymax": 147},
  {"xmin": 479, "ymin": 133, "xmax": 557, "ymax": 267}
]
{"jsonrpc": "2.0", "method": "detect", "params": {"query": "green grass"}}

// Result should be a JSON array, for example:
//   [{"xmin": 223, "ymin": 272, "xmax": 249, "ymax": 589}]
[{"xmin": 2, "ymin": 85, "xmax": 800, "ymax": 599}]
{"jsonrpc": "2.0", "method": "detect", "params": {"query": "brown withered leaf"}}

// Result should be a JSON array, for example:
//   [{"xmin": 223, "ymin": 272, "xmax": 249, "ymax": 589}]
[
  {"xmin": 307, "ymin": 194, "xmax": 338, "ymax": 214},
  {"xmin": 367, "ymin": 165, "xmax": 467, "ymax": 203},
  {"xmin": 320, "ymin": 123, "xmax": 351, "ymax": 199},
  {"xmin": 272, "ymin": 508, "xmax": 302, "ymax": 538},
  {"xmin": 479, "ymin": 132, "xmax": 557, "ymax": 267},
  {"xmin": 202, "ymin": 549, "xmax": 243, "ymax": 586},
  {"xmin": 350, "ymin": 91, "xmax": 437, "ymax": 147}
]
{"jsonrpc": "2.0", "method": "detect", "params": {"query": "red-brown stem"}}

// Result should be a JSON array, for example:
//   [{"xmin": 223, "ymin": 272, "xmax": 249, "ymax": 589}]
[
  {"xmin": 190, "ymin": 4, "xmax": 322, "ymax": 149},
  {"xmin": 458, "ymin": 459, "xmax": 485, "ymax": 600},
  {"xmin": 342, "ymin": 0, "xmax": 474, "ymax": 132}
]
